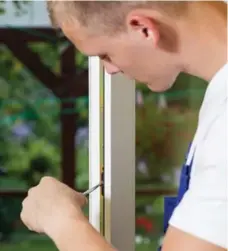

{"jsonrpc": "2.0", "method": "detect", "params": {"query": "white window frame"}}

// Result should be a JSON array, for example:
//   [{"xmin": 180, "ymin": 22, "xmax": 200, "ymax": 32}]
[{"xmin": 89, "ymin": 57, "xmax": 135, "ymax": 251}]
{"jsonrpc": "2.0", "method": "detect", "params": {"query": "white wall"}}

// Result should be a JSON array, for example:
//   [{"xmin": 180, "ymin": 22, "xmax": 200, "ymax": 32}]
[{"xmin": 0, "ymin": 1, "xmax": 51, "ymax": 28}]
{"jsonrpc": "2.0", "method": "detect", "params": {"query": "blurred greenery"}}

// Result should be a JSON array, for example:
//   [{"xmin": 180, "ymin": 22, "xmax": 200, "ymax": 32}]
[
  {"xmin": 1, "ymin": 237, "xmax": 58, "ymax": 251},
  {"xmin": 0, "ymin": 236, "xmax": 158, "ymax": 251}
]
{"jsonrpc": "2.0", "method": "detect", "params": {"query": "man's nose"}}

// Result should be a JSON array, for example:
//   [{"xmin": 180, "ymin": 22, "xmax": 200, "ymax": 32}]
[{"xmin": 103, "ymin": 62, "xmax": 120, "ymax": 75}]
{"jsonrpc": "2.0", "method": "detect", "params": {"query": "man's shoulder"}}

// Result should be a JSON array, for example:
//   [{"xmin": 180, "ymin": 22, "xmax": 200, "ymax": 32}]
[
  {"xmin": 197, "ymin": 105, "xmax": 226, "ymax": 164},
  {"xmin": 191, "ymin": 98, "xmax": 227, "ymax": 197},
  {"xmin": 198, "ymin": 63, "xmax": 227, "ymax": 122}
]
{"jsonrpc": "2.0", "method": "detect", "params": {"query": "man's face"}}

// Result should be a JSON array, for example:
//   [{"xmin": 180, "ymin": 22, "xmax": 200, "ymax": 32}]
[{"xmin": 61, "ymin": 17, "xmax": 182, "ymax": 92}]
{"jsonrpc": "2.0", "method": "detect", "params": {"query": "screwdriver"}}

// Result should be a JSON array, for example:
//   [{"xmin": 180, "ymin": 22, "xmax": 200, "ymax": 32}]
[{"xmin": 83, "ymin": 183, "xmax": 102, "ymax": 196}]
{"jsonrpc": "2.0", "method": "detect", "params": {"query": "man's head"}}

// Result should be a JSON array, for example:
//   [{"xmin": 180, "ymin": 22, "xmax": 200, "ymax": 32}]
[{"xmin": 47, "ymin": 1, "xmax": 226, "ymax": 91}]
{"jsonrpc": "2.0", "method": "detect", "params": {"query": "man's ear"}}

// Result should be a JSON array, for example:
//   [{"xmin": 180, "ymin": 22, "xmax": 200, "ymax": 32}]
[{"xmin": 126, "ymin": 12, "xmax": 160, "ymax": 47}]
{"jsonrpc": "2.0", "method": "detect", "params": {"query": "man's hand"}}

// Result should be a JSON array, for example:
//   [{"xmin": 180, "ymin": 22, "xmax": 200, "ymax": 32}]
[
  {"xmin": 21, "ymin": 176, "xmax": 116, "ymax": 251},
  {"xmin": 20, "ymin": 176, "xmax": 87, "ymax": 238}
]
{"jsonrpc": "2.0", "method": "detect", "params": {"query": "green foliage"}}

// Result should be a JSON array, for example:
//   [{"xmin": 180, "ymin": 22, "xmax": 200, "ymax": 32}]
[
  {"xmin": 0, "ymin": 236, "xmax": 158, "ymax": 251},
  {"xmin": 136, "ymin": 98, "xmax": 173, "ymax": 181},
  {"xmin": 0, "ymin": 39, "xmax": 89, "ymax": 190},
  {"xmin": 29, "ymin": 42, "xmax": 88, "ymax": 74},
  {"xmin": 165, "ymin": 73, "xmax": 206, "ymax": 108},
  {"xmin": 136, "ymin": 95, "xmax": 198, "ymax": 184},
  {"xmin": 137, "ymin": 73, "xmax": 206, "ymax": 110},
  {"xmin": 0, "ymin": 197, "xmax": 22, "ymax": 242},
  {"xmin": 76, "ymin": 97, "xmax": 89, "ymax": 127},
  {"xmin": 29, "ymin": 43, "xmax": 60, "ymax": 74},
  {"xmin": 6, "ymin": 138, "xmax": 60, "ymax": 183},
  {"xmin": 76, "ymin": 146, "xmax": 89, "ymax": 189},
  {"xmin": 76, "ymin": 52, "xmax": 88, "ymax": 71}
]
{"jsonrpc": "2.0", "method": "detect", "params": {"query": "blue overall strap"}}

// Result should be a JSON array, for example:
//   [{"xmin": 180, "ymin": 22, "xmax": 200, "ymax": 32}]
[
  {"xmin": 158, "ymin": 143, "xmax": 194, "ymax": 251},
  {"xmin": 163, "ymin": 143, "xmax": 193, "ymax": 232},
  {"xmin": 176, "ymin": 143, "xmax": 193, "ymax": 204}
]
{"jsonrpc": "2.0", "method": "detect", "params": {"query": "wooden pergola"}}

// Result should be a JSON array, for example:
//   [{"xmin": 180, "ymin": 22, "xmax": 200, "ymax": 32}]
[
  {"xmin": 0, "ymin": 2, "xmax": 88, "ymax": 190},
  {"xmin": 2, "ymin": 28, "xmax": 89, "ymax": 189}
]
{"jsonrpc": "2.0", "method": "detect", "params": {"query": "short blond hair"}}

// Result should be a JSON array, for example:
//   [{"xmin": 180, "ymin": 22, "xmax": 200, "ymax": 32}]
[{"xmin": 47, "ymin": 1, "xmax": 188, "ymax": 33}]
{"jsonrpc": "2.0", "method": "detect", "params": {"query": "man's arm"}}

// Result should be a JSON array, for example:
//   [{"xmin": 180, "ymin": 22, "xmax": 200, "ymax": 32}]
[
  {"xmin": 49, "ymin": 215, "xmax": 117, "ymax": 251},
  {"xmin": 162, "ymin": 226, "xmax": 226, "ymax": 251}
]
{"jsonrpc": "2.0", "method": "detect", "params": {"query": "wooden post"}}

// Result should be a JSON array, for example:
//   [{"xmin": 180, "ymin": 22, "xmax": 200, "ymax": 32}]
[{"xmin": 60, "ymin": 45, "xmax": 77, "ymax": 188}]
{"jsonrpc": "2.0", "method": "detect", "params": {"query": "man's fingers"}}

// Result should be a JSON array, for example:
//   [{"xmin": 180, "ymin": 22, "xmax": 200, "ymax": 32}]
[
  {"xmin": 28, "ymin": 187, "xmax": 36, "ymax": 196},
  {"xmin": 83, "ymin": 196, "xmax": 88, "ymax": 206},
  {"xmin": 21, "ymin": 198, "xmax": 40, "ymax": 232},
  {"xmin": 20, "ymin": 177, "xmax": 85, "ymax": 235},
  {"xmin": 40, "ymin": 176, "xmax": 56, "ymax": 185},
  {"xmin": 74, "ymin": 193, "xmax": 88, "ymax": 207},
  {"xmin": 79, "ymin": 195, "xmax": 87, "ymax": 207},
  {"xmin": 22, "ymin": 197, "xmax": 28, "ymax": 208},
  {"xmin": 20, "ymin": 211, "xmax": 31, "ymax": 230},
  {"xmin": 20, "ymin": 200, "xmax": 32, "ymax": 230}
]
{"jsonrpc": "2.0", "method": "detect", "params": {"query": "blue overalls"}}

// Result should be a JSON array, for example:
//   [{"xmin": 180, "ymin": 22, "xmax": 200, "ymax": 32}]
[{"xmin": 159, "ymin": 143, "xmax": 194, "ymax": 251}]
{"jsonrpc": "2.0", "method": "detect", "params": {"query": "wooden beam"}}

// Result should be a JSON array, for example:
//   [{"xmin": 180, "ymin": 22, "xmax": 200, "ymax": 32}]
[
  {"xmin": 60, "ymin": 100, "xmax": 77, "ymax": 189},
  {"xmin": 58, "ymin": 70, "xmax": 88, "ymax": 98},
  {"xmin": 0, "ymin": 189, "xmax": 83, "ymax": 198},
  {"xmin": 6, "ymin": 39, "xmax": 88, "ymax": 98},
  {"xmin": 6, "ymin": 40, "xmax": 62, "ymax": 96},
  {"xmin": 3, "ymin": 27, "xmax": 88, "ymax": 98},
  {"xmin": 0, "ymin": 27, "xmax": 60, "ymax": 43},
  {"xmin": 0, "ymin": 189, "xmax": 176, "ymax": 198}
]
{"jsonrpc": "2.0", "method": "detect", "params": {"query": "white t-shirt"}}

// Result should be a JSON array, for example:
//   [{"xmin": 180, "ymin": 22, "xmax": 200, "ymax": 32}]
[{"xmin": 169, "ymin": 63, "xmax": 228, "ymax": 248}]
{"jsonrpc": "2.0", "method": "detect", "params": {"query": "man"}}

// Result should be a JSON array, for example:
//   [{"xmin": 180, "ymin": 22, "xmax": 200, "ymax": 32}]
[{"xmin": 20, "ymin": 1, "xmax": 227, "ymax": 251}]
